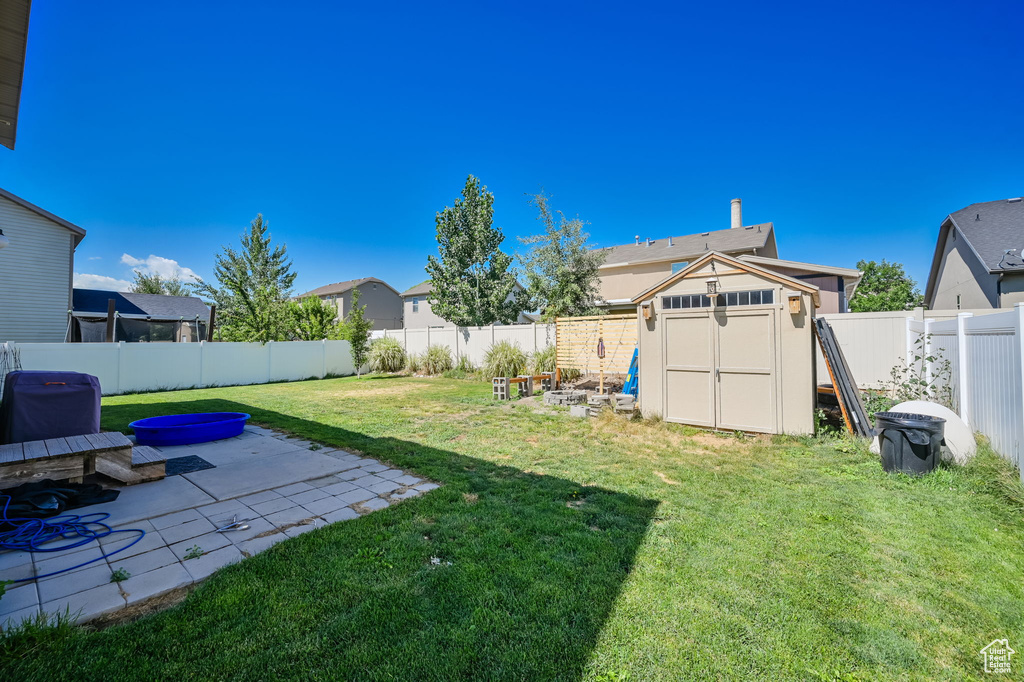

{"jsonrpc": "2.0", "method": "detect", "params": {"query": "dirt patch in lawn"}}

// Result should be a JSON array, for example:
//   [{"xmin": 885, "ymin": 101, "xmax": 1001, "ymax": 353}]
[{"xmin": 325, "ymin": 382, "xmax": 429, "ymax": 399}]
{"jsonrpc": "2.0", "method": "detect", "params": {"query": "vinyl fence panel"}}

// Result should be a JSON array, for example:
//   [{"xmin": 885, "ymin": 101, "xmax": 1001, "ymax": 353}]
[
  {"xmin": 5, "ymin": 340, "xmax": 356, "ymax": 395},
  {"xmin": 371, "ymin": 323, "xmax": 556, "ymax": 368}
]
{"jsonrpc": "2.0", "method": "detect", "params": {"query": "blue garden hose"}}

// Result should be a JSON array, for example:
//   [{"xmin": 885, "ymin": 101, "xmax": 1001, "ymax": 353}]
[{"xmin": 0, "ymin": 494, "xmax": 146, "ymax": 582}]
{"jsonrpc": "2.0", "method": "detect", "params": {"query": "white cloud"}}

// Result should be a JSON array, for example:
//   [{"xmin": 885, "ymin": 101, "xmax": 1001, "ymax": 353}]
[
  {"xmin": 73, "ymin": 273, "xmax": 133, "ymax": 291},
  {"xmin": 88, "ymin": 256, "xmax": 102, "ymax": 260},
  {"xmin": 120, "ymin": 253, "xmax": 201, "ymax": 283}
]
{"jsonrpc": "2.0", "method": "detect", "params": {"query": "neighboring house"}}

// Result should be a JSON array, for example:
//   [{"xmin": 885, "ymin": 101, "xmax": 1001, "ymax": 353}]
[
  {"xmin": 400, "ymin": 281, "xmax": 532, "ymax": 328},
  {"xmin": 0, "ymin": 187, "xmax": 87, "ymax": 343},
  {"xmin": 594, "ymin": 198, "xmax": 860, "ymax": 314},
  {"xmin": 70, "ymin": 289, "xmax": 211, "ymax": 342},
  {"xmin": 297, "ymin": 277, "xmax": 402, "ymax": 330},
  {"xmin": 924, "ymin": 197, "xmax": 1024, "ymax": 310}
]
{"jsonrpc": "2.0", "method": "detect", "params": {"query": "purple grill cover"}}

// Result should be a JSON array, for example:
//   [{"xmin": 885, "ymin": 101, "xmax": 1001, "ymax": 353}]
[{"xmin": 0, "ymin": 371, "xmax": 102, "ymax": 444}]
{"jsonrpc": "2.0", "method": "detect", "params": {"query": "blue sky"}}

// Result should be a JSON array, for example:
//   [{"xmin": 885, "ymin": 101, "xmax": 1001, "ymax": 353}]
[{"xmin": 3, "ymin": 1, "xmax": 1022, "ymax": 294}]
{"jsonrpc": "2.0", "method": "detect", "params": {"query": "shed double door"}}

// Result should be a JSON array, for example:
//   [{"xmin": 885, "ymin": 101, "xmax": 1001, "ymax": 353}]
[{"xmin": 662, "ymin": 309, "xmax": 777, "ymax": 433}]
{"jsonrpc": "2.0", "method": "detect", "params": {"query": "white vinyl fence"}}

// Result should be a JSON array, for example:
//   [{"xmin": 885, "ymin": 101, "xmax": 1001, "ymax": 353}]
[
  {"xmin": 2, "ymin": 340, "xmax": 357, "ymax": 395},
  {"xmin": 370, "ymin": 323, "xmax": 555, "ymax": 366},
  {"xmin": 906, "ymin": 306, "xmax": 1024, "ymax": 476},
  {"xmin": 817, "ymin": 307, "xmax": 1006, "ymax": 389}
]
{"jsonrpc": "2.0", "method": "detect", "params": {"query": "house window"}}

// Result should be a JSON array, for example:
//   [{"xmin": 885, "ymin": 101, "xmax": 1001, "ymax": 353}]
[
  {"xmin": 412, "ymin": 297, "xmax": 419, "ymax": 313},
  {"xmin": 671, "ymin": 261, "xmax": 689, "ymax": 274},
  {"xmin": 662, "ymin": 289, "xmax": 774, "ymax": 310}
]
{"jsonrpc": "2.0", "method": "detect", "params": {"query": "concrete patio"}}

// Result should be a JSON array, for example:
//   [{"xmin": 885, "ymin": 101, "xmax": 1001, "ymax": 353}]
[{"xmin": 0, "ymin": 424, "xmax": 438, "ymax": 627}]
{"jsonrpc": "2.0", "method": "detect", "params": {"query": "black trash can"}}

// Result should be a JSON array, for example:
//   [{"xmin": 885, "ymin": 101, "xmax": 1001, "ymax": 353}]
[{"xmin": 874, "ymin": 411, "xmax": 946, "ymax": 475}]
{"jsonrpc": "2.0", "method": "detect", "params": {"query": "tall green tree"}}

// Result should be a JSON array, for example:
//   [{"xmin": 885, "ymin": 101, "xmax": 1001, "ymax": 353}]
[
  {"xmin": 425, "ymin": 175, "xmax": 526, "ymax": 326},
  {"xmin": 130, "ymin": 271, "xmax": 193, "ymax": 297},
  {"xmin": 194, "ymin": 214, "xmax": 297, "ymax": 342},
  {"xmin": 337, "ymin": 288, "xmax": 373, "ymax": 376},
  {"xmin": 518, "ymin": 193, "xmax": 606, "ymax": 321},
  {"xmin": 849, "ymin": 259, "xmax": 924, "ymax": 312},
  {"xmin": 287, "ymin": 296, "xmax": 338, "ymax": 340}
]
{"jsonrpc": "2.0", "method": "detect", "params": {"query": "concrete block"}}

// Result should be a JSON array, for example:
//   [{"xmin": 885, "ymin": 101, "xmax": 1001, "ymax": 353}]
[
  {"xmin": 183, "ymin": 545, "xmax": 243, "ymax": 581},
  {"xmin": 249, "ymin": 496, "xmax": 298, "ymax": 517},
  {"xmin": 351, "ymin": 475, "xmax": 386, "ymax": 488},
  {"xmin": 34, "ymin": 545, "xmax": 106, "ymax": 579},
  {"xmin": 149, "ymin": 508, "xmax": 204, "ymax": 530},
  {"xmin": 158, "ymin": 517, "xmax": 217, "ymax": 546},
  {"xmin": 237, "ymin": 490, "xmax": 282, "ymax": 506},
  {"xmin": 264, "ymin": 506, "xmax": 317, "ymax": 528},
  {"xmin": 320, "ymin": 480, "xmax": 358, "ymax": 496},
  {"xmin": 85, "ymin": 476, "xmax": 216, "ymax": 525},
  {"xmin": 236, "ymin": 533, "xmax": 286, "ymax": 557},
  {"xmin": 569, "ymin": 405, "xmax": 591, "ymax": 418},
  {"xmin": 335, "ymin": 489, "xmax": 375, "ymax": 506},
  {"xmin": 375, "ymin": 469, "xmax": 405, "ymax": 480},
  {"xmin": 0, "ymin": 583, "xmax": 38, "ymax": 617},
  {"xmin": 37, "ymin": 564, "xmax": 112, "ymax": 602},
  {"xmin": 390, "ymin": 489, "xmax": 422, "ymax": 501},
  {"xmin": 393, "ymin": 475, "xmax": 422, "ymax": 486},
  {"xmin": 121, "ymin": 563, "xmax": 193, "ymax": 605},
  {"xmin": 283, "ymin": 522, "xmax": 320, "ymax": 538},
  {"xmin": 367, "ymin": 480, "xmax": 403, "ymax": 495},
  {"xmin": 301, "ymin": 495, "xmax": 349, "ymax": 517},
  {"xmin": 321, "ymin": 507, "xmax": 359, "ymax": 524},
  {"xmin": 168, "ymin": 532, "xmax": 232, "ymax": 561},
  {"xmin": 223, "ymin": 517, "xmax": 277, "ymax": 545},
  {"xmin": 195, "ymin": 500, "xmax": 254, "ymax": 524},
  {"xmin": 99, "ymin": 527, "xmax": 165, "ymax": 561},
  {"xmin": 358, "ymin": 498, "xmax": 390, "ymax": 512},
  {"xmin": 0, "ymin": 606, "xmax": 40, "ymax": 629},
  {"xmin": 289, "ymin": 488, "xmax": 331, "ymax": 506},
  {"xmin": 274, "ymin": 481, "xmax": 315, "ymax": 496},
  {"xmin": 42, "ymin": 582, "xmax": 125, "ymax": 624},
  {"xmin": 415, "ymin": 483, "xmax": 440, "ymax": 492},
  {"xmin": 112, "ymin": 547, "xmax": 180, "ymax": 577}
]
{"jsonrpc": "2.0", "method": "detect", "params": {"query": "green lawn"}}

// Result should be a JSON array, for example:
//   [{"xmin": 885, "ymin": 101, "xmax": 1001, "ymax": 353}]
[{"xmin": 3, "ymin": 375, "xmax": 1023, "ymax": 681}]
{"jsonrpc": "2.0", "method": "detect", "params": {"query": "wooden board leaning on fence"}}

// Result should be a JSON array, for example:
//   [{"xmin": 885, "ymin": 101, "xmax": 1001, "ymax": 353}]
[{"xmin": 555, "ymin": 313, "xmax": 638, "ymax": 393}]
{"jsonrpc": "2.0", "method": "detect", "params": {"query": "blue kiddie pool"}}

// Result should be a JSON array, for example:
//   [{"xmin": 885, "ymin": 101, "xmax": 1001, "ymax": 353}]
[{"xmin": 129, "ymin": 412, "xmax": 251, "ymax": 447}]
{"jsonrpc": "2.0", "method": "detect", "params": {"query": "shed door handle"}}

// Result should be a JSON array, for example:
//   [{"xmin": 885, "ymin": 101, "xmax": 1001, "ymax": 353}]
[{"xmin": 715, "ymin": 368, "xmax": 720, "ymax": 380}]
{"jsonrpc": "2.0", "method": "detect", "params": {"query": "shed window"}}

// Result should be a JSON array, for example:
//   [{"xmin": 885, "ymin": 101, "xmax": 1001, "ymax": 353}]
[
  {"xmin": 662, "ymin": 289, "xmax": 774, "ymax": 310},
  {"xmin": 412, "ymin": 297, "xmax": 419, "ymax": 313}
]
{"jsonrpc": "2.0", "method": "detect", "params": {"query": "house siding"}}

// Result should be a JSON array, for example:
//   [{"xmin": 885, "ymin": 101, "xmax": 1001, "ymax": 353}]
[
  {"xmin": 313, "ymin": 283, "xmax": 402, "ymax": 330},
  {"xmin": 929, "ymin": 227, "xmax": 998, "ymax": 309},
  {"xmin": 0, "ymin": 195, "xmax": 75, "ymax": 343},
  {"xmin": 402, "ymin": 291, "xmax": 532, "ymax": 328}
]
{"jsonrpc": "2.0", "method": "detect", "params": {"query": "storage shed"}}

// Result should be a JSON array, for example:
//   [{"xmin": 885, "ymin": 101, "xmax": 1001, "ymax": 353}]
[{"xmin": 631, "ymin": 251, "xmax": 819, "ymax": 435}]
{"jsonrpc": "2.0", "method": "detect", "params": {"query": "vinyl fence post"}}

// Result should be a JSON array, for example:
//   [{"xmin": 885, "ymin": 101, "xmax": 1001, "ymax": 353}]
[
  {"xmin": 1015, "ymin": 304, "xmax": 1024, "ymax": 478},
  {"xmin": 322, "ymin": 339, "xmax": 327, "ymax": 379},
  {"xmin": 923, "ymin": 318, "xmax": 933, "ymax": 387},
  {"xmin": 905, "ymin": 316, "xmax": 914, "ymax": 369},
  {"xmin": 956, "ymin": 313, "xmax": 972, "ymax": 427}
]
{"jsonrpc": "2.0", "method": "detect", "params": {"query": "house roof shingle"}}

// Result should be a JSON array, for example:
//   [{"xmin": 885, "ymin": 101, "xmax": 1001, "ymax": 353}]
[
  {"xmin": 72, "ymin": 289, "xmax": 211, "ymax": 320},
  {"xmin": 596, "ymin": 223, "xmax": 774, "ymax": 267},
  {"xmin": 947, "ymin": 198, "xmax": 1024, "ymax": 272},
  {"xmin": 298, "ymin": 277, "xmax": 398, "ymax": 298},
  {"xmin": 400, "ymin": 280, "xmax": 432, "ymax": 297}
]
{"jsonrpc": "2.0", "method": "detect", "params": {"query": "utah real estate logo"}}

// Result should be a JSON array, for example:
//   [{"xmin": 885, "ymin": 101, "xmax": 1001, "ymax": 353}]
[{"xmin": 980, "ymin": 639, "xmax": 1015, "ymax": 674}]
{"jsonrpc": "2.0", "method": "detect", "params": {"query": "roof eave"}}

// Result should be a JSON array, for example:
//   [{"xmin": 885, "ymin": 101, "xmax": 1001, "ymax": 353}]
[
  {"xmin": 0, "ymin": 187, "xmax": 87, "ymax": 246},
  {"xmin": 630, "ymin": 250, "xmax": 820, "ymax": 306}
]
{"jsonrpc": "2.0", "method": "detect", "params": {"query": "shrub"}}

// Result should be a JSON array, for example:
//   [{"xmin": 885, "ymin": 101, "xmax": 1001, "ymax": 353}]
[
  {"xmin": 559, "ymin": 366, "xmax": 581, "ymax": 383},
  {"xmin": 422, "ymin": 345, "xmax": 454, "ymax": 375},
  {"xmin": 483, "ymin": 340, "xmax": 528, "ymax": 379},
  {"xmin": 368, "ymin": 337, "xmax": 406, "ymax": 373},
  {"xmin": 405, "ymin": 352, "xmax": 423, "ymax": 374},
  {"xmin": 455, "ymin": 355, "xmax": 476, "ymax": 373},
  {"xmin": 530, "ymin": 345, "xmax": 556, "ymax": 374}
]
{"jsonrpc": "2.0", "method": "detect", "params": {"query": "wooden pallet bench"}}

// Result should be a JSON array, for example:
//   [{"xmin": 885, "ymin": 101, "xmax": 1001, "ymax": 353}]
[{"xmin": 0, "ymin": 432, "xmax": 166, "ymax": 488}]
